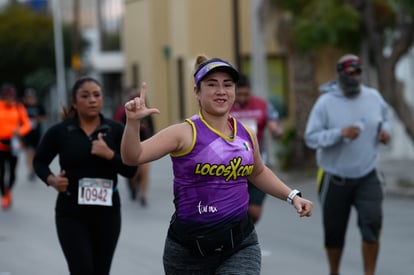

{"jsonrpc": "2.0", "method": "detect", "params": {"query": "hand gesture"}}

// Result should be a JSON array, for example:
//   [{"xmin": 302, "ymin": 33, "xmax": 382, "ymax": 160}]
[
  {"xmin": 124, "ymin": 82, "xmax": 160, "ymax": 120},
  {"xmin": 293, "ymin": 197, "xmax": 313, "ymax": 217},
  {"xmin": 91, "ymin": 133, "xmax": 114, "ymax": 160}
]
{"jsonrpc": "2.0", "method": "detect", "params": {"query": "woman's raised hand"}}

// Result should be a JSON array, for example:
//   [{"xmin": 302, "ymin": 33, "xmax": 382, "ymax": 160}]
[{"xmin": 124, "ymin": 82, "xmax": 160, "ymax": 120}]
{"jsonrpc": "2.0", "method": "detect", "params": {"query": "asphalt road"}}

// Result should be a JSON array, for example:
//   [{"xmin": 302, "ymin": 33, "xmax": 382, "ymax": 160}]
[{"xmin": 1, "ymin": 154, "xmax": 413, "ymax": 275}]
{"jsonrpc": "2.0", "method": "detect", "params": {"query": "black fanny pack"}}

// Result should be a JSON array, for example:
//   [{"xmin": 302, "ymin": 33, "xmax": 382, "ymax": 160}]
[{"xmin": 168, "ymin": 214, "xmax": 254, "ymax": 257}]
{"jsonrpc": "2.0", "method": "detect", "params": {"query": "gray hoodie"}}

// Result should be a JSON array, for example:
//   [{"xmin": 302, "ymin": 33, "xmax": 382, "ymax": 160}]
[{"xmin": 305, "ymin": 82, "xmax": 391, "ymax": 178}]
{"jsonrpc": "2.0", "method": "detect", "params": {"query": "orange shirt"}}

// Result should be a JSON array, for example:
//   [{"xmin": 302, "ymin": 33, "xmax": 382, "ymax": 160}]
[{"xmin": 0, "ymin": 100, "xmax": 32, "ymax": 151}]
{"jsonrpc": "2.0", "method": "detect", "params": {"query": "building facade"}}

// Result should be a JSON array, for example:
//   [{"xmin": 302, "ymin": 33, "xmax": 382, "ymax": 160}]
[
  {"xmin": 122, "ymin": 0, "xmax": 414, "ymax": 160},
  {"xmin": 123, "ymin": 0, "xmax": 292, "ymax": 130}
]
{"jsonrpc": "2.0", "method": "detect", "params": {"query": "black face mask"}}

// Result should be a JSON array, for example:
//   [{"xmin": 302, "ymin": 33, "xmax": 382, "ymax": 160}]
[{"xmin": 338, "ymin": 73, "xmax": 361, "ymax": 97}]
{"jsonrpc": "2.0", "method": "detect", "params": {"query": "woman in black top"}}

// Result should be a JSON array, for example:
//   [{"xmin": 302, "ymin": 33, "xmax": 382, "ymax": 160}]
[{"xmin": 33, "ymin": 76, "xmax": 137, "ymax": 275}]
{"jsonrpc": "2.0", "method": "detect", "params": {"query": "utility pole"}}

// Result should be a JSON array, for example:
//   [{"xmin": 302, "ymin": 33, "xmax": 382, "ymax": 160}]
[
  {"xmin": 250, "ymin": 0, "xmax": 268, "ymax": 99},
  {"xmin": 72, "ymin": 0, "xmax": 81, "ymax": 76},
  {"xmin": 52, "ymin": 0, "xmax": 67, "ymax": 117},
  {"xmin": 232, "ymin": 0, "xmax": 241, "ymax": 70}
]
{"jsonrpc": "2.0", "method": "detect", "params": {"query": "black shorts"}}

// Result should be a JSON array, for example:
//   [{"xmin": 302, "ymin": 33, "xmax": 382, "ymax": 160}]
[{"xmin": 318, "ymin": 169, "xmax": 384, "ymax": 248}]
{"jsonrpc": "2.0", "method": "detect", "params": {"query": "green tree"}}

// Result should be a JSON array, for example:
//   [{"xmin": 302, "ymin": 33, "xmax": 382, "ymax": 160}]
[
  {"xmin": 0, "ymin": 4, "xmax": 87, "ymax": 98},
  {"xmin": 263, "ymin": 0, "xmax": 414, "ymax": 168}
]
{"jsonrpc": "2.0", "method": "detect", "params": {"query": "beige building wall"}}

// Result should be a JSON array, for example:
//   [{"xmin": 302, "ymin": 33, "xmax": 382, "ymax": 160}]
[
  {"xmin": 122, "ymin": 1, "xmax": 357, "ymax": 162},
  {"xmin": 124, "ymin": 0, "xmax": 252, "ymax": 130},
  {"xmin": 124, "ymin": 0, "xmax": 168, "ymax": 129}
]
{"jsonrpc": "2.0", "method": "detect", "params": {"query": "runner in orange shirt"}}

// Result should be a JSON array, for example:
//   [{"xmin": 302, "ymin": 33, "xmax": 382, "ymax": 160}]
[{"xmin": 0, "ymin": 83, "xmax": 31, "ymax": 209}]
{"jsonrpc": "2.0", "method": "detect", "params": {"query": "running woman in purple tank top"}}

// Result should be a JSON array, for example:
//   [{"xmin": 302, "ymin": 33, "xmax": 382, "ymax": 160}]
[{"xmin": 121, "ymin": 54, "xmax": 313, "ymax": 275}]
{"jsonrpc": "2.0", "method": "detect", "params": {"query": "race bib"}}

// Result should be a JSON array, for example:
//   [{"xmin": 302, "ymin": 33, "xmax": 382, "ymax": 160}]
[{"xmin": 78, "ymin": 178, "xmax": 113, "ymax": 206}]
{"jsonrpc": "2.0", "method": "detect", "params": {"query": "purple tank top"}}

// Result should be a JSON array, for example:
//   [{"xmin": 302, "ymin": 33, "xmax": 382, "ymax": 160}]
[{"xmin": 171, "ymin": 114, "xmax": 254, "ymax": 227}]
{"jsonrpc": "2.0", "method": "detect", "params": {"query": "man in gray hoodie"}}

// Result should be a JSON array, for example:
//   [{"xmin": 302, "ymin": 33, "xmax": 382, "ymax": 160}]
[{"xmin": 305, "ymin": 54, "xmax": 391, "ymax": 275}]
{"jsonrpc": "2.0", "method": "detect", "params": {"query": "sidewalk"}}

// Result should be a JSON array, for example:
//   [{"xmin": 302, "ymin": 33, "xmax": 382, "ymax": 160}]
[{"xmin": 378, "ymin": 158, "xmax": 414, "ymax": 198}]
